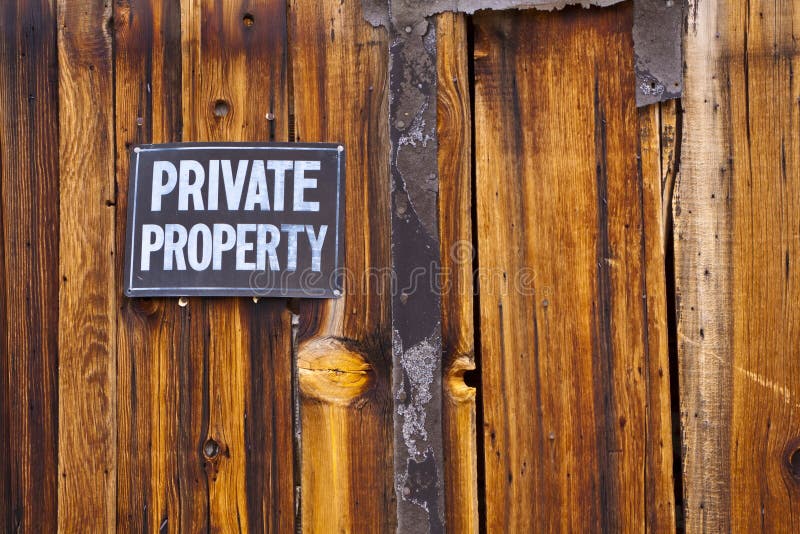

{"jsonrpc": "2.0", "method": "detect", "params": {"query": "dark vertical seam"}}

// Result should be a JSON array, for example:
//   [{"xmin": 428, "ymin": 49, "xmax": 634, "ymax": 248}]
[
  {"xmin": 664, "ymin": 99, "xmax": 685, "ymax": 534},
  {"xmin": 591, "ymin": 66, "xmax": 618, "ymax": 533},
  {"xmin": 108, "ymin": 0, "xmax": 120, "ymax": 529},
  {"xmin": 635, "ymin": 111, "xmax": 654, "ymax": 533},
  {"xmin": 465, "ymin": 15, "xmax": 487, "ymax": 534},
  {"xmin": 0, "ymin": 5, "xmax": 11, "ymax": 524}
]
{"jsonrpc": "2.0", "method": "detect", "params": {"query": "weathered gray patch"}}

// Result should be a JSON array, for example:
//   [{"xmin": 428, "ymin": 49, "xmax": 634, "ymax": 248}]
[
  {"xmin": 634, "ymin": 0, "xmax": 684, "ymax": 106},
  {"xmin": 393, "ymin": 330, "xmax": 444, "ymax": 534},
  {"xmin": 396, "ymin": 335, "xmax": 439, "ymax": 458}
]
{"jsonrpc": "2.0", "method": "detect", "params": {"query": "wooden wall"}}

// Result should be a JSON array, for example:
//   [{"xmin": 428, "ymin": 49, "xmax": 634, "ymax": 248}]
[{"xmin": 0, "ymin": 0, "xmax": 799, "ymax": 532}]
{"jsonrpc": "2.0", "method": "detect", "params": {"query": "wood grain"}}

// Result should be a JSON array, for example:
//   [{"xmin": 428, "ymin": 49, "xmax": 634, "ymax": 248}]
[
  {"xmin": 113, "ymin": 0, "xmax": 185, "ymax": 530},
  {"xmin": 289, "ymin": 0, "xmax": 394, "ymax": 530},
  {"xmin": 473, "ymin": 4, "xmax": 674, "ymax": 531},
  {"xmin": 180, "ymin": 0, "xmax": 295, "ymax": 530},
  {"xmin": 675, "ymin": 0, "xmax": 800, "ymax": 530},
  {"xmin": 0, "ymin": 0, "xmax": 60, "ymax": 530},
  {"xmin": 436, "ymin": 11, "xmax": 479, "ymax": 534},
  {"xmin": 57, "ymin": 0, "xmax": 117, "ymax": 529},
  {"xmin": 638, "ymin": 103, "xmax": 678, "ymax": 532}
]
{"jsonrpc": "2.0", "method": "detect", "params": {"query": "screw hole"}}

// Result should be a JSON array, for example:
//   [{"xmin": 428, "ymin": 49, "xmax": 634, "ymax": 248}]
[
  {"xmin": 213, "ymin": 100, "xmax": 229, "ymax": 118},
  {"xmin": 243, "ymin": 13, "xmax": 254, "ymax": 27}
]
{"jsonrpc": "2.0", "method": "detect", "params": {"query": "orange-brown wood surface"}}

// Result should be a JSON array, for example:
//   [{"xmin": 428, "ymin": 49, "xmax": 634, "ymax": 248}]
[
  {"xmin": 180, "ymin": 0, "xmax": 295, "ymax": 530},
  {"xmin": 436, "ymin": 12, "xmax": 479, "ymax": 534},
  {"xmin": 473, "ymin": 4, "xmax": 675, "ymax": 531},
  {"xmin": 114, "ymin": 1, "xmax": 185, "ymax": 530},
  {"xmin": 0, "ymin": 0, "xmax": 60, "ymax": 530},
  {"xmin": 676, "ymin": 0, "xmax": 800, "ymax": 531},
  {"xmin": 290, "ymin": 0, "xmax": 395, "ymax": 530},
  {"xmin": 57, "ymin": 0, "xmax": 117, "ymax": 529},
  {"xmin": 7, "ymin": 0, "xmax": 800, "ymax": 531}
]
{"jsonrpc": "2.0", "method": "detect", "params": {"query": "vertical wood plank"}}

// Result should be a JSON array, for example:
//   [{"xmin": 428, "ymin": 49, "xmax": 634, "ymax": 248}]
[
  {"xmin": 113, "ymin": 0, "xmax": 186, "ymax": 530},
  {"xmin": 180, "ymin": 0, "xmax": 294, "ymax": 530},
  {"xmin": 289, "ymin": 0, "xmax": 394, "ymax": 531},
  {"xmin": 0, "ymin": 0, "xmax": 60, "ymax": 530},
  {"xmin": 56, "ymin": 0, "xmax": 117, "ymax": 529},
  {"xmin": 473, "ymin": 4, "xmax": 674, "ymax": 531},
  {"xmin": 435, "ymin": 11, "xmax": 478, "ymax": 534},
  {"xmin": 638, "ymin": 104, "xmax": 678, "ymax": 532},
  {"xmin": 676, "ymin": 0, "xmax": 800, "ymax": 530}
]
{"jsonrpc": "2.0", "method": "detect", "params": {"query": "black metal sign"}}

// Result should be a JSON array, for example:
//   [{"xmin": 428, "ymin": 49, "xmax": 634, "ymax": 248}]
[{"xmin": 124, "ymin": 142, "xmax": 345, "ymax": 298}]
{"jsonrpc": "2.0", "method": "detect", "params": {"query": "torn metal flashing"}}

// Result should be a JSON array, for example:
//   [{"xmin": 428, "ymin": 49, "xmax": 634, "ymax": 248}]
[
  {"xmin": 388, "ymin": 17, "xmax": 446, "ymax": 534},
  {"xmin": 634, "ymin": 0, "xmax": 684, "ymax": 106},
  {"xmin": 363, "ymin": 0, "xmax": 625, "ymax": 27},
  {"xmin": 365, "ymin": 0, "xmax": 684, "ymax": 107}
]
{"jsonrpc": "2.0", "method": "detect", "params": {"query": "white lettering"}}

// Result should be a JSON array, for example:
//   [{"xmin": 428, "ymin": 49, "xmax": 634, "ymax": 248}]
[
  {"xmin": 267, "ymin": 160, "xmax": 293, "ymax": 211},
  {"xmin": 256, "ymin": 224, "xmax": 281, "ymax": 271},
  {"xmin": 151, "ymin": 161, "xmax": 177, "ymax": 211},
  {"xmin": 163, "ymin": 224, "xmax": 188, "ymax": 270},
  {"xmin": 178, "ymin": 160, "xmax": 205, "ymax": 211},
  {"xmin": 140, "ymin": 224, "xmax": 164, "ymax": 271},
  {"xmin": 187, "ymin": 224, "xmax": 212, "ymax": 271},
  {"xmin": 207, "ymin": 159, "xmax": 220, "ymax": 210},
  {"xmin": 244, "ymin": 160, "xmax": 270, "ymax": 210},
  {"xmin": 293, "ymin": 160, "xmax": 320, "ymax": 212},
  {"xmin": 212, "ymin": 223, "xmax": 236, "ymax": 270},
  {"xmin": 236, "ymin": 224, "xmax": 256, "ymax": 270},
  {"xmin": 221, "ymin": 160, "xmax": 249, "ymax": 210},
  {"xmin": 306, "ymin": 225, "xmax": 327, "ymax": 272},
  {"xmin": 281, "ymin": 224, "xmax": 304, "ymax": 271}
]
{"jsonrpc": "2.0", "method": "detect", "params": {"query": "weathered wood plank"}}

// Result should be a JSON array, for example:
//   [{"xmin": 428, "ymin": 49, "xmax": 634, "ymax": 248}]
[
  {"xmin": 473, "ymin": 4, "xmax": 674, "ymax": 531},
  {"xmin": 638, "ymin": 103, "xmax": 678, "ymax": 532},
  {"xmin": 290, "ymin": 0, "xmax": 394, "ymax": 530},
  {"xmin": 676, "ymin": 1, "xmax": 800, "ymax": 530},
  {"xmin": 56, "ymin": 0, "xmax": 117, "ymax": 529},
  {"xmin": 180, "ymin": 0, "xmax": 294, "ymax": 530},
  {"xmin": 0, "ymin": 1, "xmax": 60, "ymax": 530},
  {"xmin": 113, "ymin": 0, "xmax": 185, "ymax": 530},
  {"xmin": 435, "ymin": 11, "xmax": 478, "ymax": 534}
]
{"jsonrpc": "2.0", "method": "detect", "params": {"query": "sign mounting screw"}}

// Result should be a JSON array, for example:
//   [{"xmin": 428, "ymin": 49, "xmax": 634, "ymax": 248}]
[
  {"xmin": 265, "ymin": 112, "xmax": 275, "ymax": 121},
  {"xmin": 178, "ymin": 296, "xmax": 188, "ymax": 307}
]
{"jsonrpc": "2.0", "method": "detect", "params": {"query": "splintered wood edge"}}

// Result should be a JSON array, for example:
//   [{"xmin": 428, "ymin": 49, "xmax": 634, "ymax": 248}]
[{"xmin": 297, "ymin": 337, "xmax": 374, "ymax": 405}]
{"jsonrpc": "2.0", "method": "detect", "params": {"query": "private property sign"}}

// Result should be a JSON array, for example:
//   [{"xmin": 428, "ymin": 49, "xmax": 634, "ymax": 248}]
[{"xmin": 124, "ymin": 143, "xmax": 345, "ymax": 298}]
